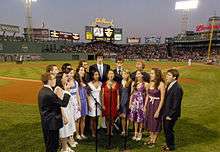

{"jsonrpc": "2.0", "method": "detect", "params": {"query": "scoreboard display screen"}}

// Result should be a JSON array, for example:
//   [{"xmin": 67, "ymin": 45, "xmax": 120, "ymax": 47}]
[
  {"xmin": 145, "ymin": 37, "xmax": 161, "ymax": 44},
  {"xmin": 50, "ymin": 30, "xmax": 80, "ymax": 40},
  {"xmin": 85, "ymin": 26, "xmax": 122, "ymax": 41},
  {"xmin": 93, "ymin": 27, "xmax": 104, "ymax": 37}
]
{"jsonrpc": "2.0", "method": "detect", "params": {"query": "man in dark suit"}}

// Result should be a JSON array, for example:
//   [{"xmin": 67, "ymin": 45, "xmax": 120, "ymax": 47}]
[
  {"xmin": 89, "ymin": 51, "xmax": 110, "ymax": 83},
  {"xmin": 113, "ymin": 57, "xmax": 124, "ymax": 83},
  {"xmin": 38, "ymin": 72, "xmax": 71, "ymax": 152},
  {"xmin": 46, "ymin": 64, "xmax": 59, "ymax": 77},
  {"xmin": 162, "ymin": 69, "xmax": 183, "ymax": 152},
  {"xmin": 130, "ymin": 60, "xmax": 150, "ymax": 83}
]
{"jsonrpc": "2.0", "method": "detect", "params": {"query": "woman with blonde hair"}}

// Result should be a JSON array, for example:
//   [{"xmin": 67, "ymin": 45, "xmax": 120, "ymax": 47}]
[{"xmin": 119, "ymin": 69, "xmax": 132, "ymax": 136}]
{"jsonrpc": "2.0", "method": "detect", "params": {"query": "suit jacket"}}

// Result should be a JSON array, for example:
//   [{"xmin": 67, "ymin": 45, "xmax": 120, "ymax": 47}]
[
  {"xmin": 84, "ymin": 71, "xmax": 91, "ymax": 84},
  {"xmin": 163, "ymin": 82, "xmax": 183, "ymax": 119},
  {"xmin": 113, "ymin": 68, "xmax": 123, "ymax": 84},
  {"xmin": 130, "ymin": 71, "xmax": 150, "ymax": 83},
  {"xmin": 38, "ymin": 87, "xmax": 70, "ymax": 131},
  {"xmin": 89, "ymin": 63, "xmax": 110, "ymax": 83}
]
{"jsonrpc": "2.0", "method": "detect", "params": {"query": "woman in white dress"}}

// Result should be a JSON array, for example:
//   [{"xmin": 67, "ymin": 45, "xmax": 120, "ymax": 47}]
[
  {"xmin": 67, "ymin": 68, "xmax": 81, "ymax": 141},
  {"xmin": 55, "ymin": 71, "xmax": 74, "ymax": 152},
  {"xmin": 87, "ymin": 70, "xmax": 102, "ymax": 137}
]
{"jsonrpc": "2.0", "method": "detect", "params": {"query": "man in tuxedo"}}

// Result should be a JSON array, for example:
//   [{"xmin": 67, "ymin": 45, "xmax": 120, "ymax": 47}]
[
  {"xmin": 162, "ymin": 69, "xmax": 183, "ymax": 151},
  {"xmin": 38, "ymin": 72, "xmax": 71, "ymax": 152},
  {"xmin": 46, "ymin": 64, "xmax": 59, "ymax": 76},
  {"xmin": 61, "ymin": 63, "xmax": 72, "ymax": 73},
  {"xmin": 89, "ymin": 51, "xmax": 110, "ymax": 83},
  {"xmin": 113, "ymin": 57, "xmax": 124, "ymax": 83},
  {"xmin": 130, "ymin": 60, "xmax": 150, "ymax": 83},
  {"xmin": 89, "ymin": 51, "xmax": 110, "ymax": 129}
]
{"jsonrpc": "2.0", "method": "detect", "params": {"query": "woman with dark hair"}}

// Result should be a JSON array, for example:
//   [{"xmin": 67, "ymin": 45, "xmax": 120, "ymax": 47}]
[
  {"xmin": 102, "ymin": 69, "xmax": 120, "ymax": 136},
  {"xmin": 87, "ymin": 70, "xmax": 102, "ymax": 137},
  {"xmin": 129, "ymin": 70, "xmax": 148, "ymax": 141},
  {"xmin": 56, "ymin": 72, "xmax": 75, "ymax": 152},
  {"xmin": 144, "ymin": 68, "xmax": 165, "ymax": 148},
  {"xmin": 66, "ymin": 68, "xmax": 81, "ymax": 145},
  {"xmin": 75, "ymin": 66, "xmax": 89, "ymax": 140}
]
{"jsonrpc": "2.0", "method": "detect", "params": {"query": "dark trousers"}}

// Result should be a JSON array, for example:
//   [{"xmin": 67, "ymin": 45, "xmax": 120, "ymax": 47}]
[
  {"xmin": 42, "ymin": 127, "xmax": 59, "ymax": 152},
  {"xmin": 163, "ymin": 117, "xmax": 178, "ymax": 150}
]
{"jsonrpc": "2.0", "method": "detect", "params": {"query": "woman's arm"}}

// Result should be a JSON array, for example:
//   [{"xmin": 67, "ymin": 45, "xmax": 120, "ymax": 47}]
[
  {"xmin": 154, "ymin": 82, "xmax": 165, "ymax": 118},
  {"xmin": 77, "ymin": 90, "xmax": 81, "ymax": 111},
  {"xmin": 102, "ymin": 88, "xmax": 105, "ymax": 110},
  {"xmin": 61, "ymin": 108, "xmax": 68, "ymax": 125},
  {"xmin": 117, "ymin": 89, "xmax": 120, "ymax": 110},
  {"xmin": 129, "ymin": 82, "xmax": 134, "ymax": 109}
]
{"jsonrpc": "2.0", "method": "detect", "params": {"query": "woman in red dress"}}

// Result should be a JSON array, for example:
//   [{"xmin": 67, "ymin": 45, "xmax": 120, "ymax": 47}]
[{"xmin": 102, "ymin": 70, "xmax": 120, "ymax": 135}]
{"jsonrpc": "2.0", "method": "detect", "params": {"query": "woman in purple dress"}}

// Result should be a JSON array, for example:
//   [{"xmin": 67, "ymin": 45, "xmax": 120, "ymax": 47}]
[
  {"xmin": 129, "ymin": 70, "xmax": 148, "ymax": 141},
  {"xmin": 75, "ymin": 66, "xmax": 89, "ymax": 140},
  {"xmin": 144, "ymin": 68, "xmax": 165, "ymax": 148}
]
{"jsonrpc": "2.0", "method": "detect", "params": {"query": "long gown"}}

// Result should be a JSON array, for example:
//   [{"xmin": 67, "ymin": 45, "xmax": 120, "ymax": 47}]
[
  {"xmin": 145, "ymin": 88, "xmax": 162, "ymax": 132},
  {"xmin": 102, "ymin": 82, "xmax": 120, "ymax": 120}
]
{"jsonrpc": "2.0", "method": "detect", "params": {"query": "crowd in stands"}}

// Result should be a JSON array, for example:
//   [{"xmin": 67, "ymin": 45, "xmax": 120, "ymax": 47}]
[
  {"xmin": 171, "ymin": 48, "xmax": 218, "ymax": 62},
  {"xmin": 47, "ymin": 41, "xmax": 219, "ymax": 62},
  {"xmin": 50, "ymin": 42, "xmax": 169, "ymax": 60},
  {"xmin": 1, "ymin": 34, "xmax": 219, "ymax": 62}
]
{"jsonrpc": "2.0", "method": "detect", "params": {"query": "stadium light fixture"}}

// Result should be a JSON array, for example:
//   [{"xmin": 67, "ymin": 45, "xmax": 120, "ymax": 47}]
[
  {"xmin": 175, "ymin": 0, "xmax": 199, "ymax": 33},
  {"xmin": 175, "ymin": 0, "xmax": 199, "ymax": 10}
]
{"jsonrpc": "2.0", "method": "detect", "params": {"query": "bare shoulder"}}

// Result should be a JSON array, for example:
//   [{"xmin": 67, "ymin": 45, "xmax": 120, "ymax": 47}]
[
  {"xmin": 159, "ymin": 81, "xmax": 165, "ymax": 89},
  {"xmin": 144, "ymin": 82, "xmax": 149, "ymax": 89}
]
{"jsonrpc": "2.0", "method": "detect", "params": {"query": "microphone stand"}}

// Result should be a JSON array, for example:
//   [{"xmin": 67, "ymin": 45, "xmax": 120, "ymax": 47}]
[
  {"xmin": 89, "ymin": 90, "xmax": 103, "ymax": 152},
  {"xmin": 122, "ymin": 101, "xmax": 130, "ymax": 151}
]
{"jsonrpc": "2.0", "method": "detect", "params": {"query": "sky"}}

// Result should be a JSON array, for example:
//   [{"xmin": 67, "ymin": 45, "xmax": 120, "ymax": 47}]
[{"xmin": 0, "ymin": 0, "xmax": 219, "ymax": 42}]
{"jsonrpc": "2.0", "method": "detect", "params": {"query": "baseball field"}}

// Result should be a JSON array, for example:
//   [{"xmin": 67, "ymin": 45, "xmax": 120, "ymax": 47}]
[{"xmin": 0, "ymin": 60, "xmax": 220, "ymax": 152}]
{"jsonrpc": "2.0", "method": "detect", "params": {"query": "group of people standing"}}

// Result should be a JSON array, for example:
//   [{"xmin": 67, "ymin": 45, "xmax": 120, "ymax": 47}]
[{"xmin": 38, "ymin": 52, "xmax": 183, "ymax": 152}]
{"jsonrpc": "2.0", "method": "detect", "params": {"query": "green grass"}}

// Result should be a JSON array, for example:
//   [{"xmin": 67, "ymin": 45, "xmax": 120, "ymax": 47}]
[{"xmin": 0, "ymin": 61, "xmax": 220, "ymax": 152}]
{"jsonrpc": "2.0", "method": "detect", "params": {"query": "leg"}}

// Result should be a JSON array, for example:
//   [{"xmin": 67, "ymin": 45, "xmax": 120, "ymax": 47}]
[
  {"xmin": 80, "ymin": 116, "xmax": 85, "ymax": 136},
  {"xmin": 75, "ymin": 119, "xmax": 81, "ymax": 140},
  {"xmin": 163, "ymin": 118, "xmax": 177, "ymax": 150},
  {"xmin": 60, "ymin": 137, "xmax": 68, "ymax": 151},
  {"xmin": 133, "ymin": 122, "xmax": 138, "ymax": 139},
  {"xmin": 46, "ymin": 130, "xmax": 59, "ymax": 152},
  {"xmin": 121, "ymin": 115, "xmax": 126, "ymax": 134},
  {"xmin": 91, "ymin": 117, "xmax": 95, "ymax": 137}
]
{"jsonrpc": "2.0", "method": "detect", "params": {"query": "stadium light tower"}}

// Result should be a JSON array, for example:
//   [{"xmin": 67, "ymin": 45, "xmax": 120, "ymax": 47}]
[
  {"xmin": 25, "ymin": 0, "xmax": 37, "ymax": 41},
  {"xmin": 175, "ymin": 0, "xmax": 199, "ymax": 33}
]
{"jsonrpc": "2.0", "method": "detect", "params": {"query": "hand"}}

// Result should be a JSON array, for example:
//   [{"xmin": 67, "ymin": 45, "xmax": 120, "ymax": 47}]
[
  {"xmin": 143, "ymin": 106, "xmax": 147, "ymax": 113},
  {"xmin": 154, "ymin": 111, "xmax": 160, "ymax": 118},
  {"xmin": 88, "ymin": 105, "xmax": 92, "ymax": 112},
  {"xmin": 103, "ymin": 105, "xmax": 105, "ymax": 111},
  {"xmin": 55, "ymin": 87, "xmax": 63, "ymax": 99},
  {"xmin": 166, "ymin": 116, "xmax": 172, "ymax": 121},
  {"xmin": 78, "ymin": 106, "xmax": 81, "ymax": 112},
  {"xmin": 63, "ymin": 116, "xmax": 69, "ymax": 125},
  {"xmin": 129, "ymin": 104, "xmax": 132, "ymax": 109},
  {"xmin": 64, "ymin": 82, "xmax": 71, "ymax": 91},
  {"xmin": 117, "ymin": 104, "xmax": 120, "ymax": 110}
]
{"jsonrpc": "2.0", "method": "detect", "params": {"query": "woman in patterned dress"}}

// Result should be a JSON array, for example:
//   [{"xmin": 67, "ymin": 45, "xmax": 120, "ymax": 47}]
[{"xmin": 129, "ymin": 70, "xmax": 148, "ymax": 141}]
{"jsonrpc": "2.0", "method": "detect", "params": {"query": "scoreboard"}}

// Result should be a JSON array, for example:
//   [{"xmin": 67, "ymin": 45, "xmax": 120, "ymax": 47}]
[
  {"xmin": 145, "ymin": 37, "xmax": 161, "ymax": 44},
  {"xmin": 50, "ymin": 30, "xmax": 80, "ymax": 40},
  {"xmin": 85, "ymin": 26, "xmax": 122, "ymax": 41}
]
